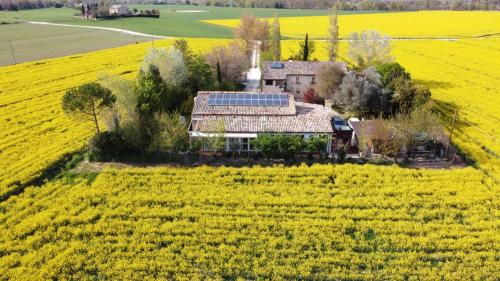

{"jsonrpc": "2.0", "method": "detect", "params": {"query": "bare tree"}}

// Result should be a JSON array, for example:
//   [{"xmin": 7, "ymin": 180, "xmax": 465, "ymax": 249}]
[
  {"xmin": 327, "ymin": 4, "xmax": 339, "ymax": 62},
  {"xmin": 234, "ymin": 13, "xmax": 271, "ymax": 54},
  {"xmin": 315, "ymin": 62, "xmax": 346, "ymax": 100},
  {"xmin": 348, "ymin": 30, "xmax": 393, "ymax": 69},
  {"xmin": 205, "ymin": 42, "xmax": 251, "ymax": 83}
]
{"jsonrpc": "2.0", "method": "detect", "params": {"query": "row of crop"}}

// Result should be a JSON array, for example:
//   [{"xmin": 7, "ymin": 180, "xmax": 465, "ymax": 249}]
[
  {"xmin": 283, "ymin": 37, "xmax": 500, "ymax": 181},
  {"xmin": 0, "ymin": 165, "xmax": 497, "ymax": 280},
  {"xmin": 0, "ymin": 38, "xmax": 229, "ymax": 195}
]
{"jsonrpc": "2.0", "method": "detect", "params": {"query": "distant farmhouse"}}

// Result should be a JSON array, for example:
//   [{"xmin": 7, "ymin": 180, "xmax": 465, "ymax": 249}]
[
  {"xmin": 189, "ymin": 91, "xmax": 334, "ymax": 154},
  {"xmin": 80, "ymin": 0, "xmax": 158, "ymax": 19},
  {"xmin": 261, "ymin": 61, "xmax": 338, "ymax": 101},
  {"xmin": 109, "ymin": 5, "xmax": 129, "ymax": 16}
]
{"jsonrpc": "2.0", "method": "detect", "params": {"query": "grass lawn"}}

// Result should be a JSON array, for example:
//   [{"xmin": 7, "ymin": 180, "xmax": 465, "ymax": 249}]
[
  {"xmin": 0, "ymin": 23, "xmax": 151, "ymax": 66},
  {"xmin": 0, "ymin": 5, "xmax": 383, "ymax": 38}
]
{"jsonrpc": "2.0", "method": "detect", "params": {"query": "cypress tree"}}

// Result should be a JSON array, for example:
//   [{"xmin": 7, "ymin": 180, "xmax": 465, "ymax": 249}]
[
  {"xmin": 216, "ymin": 60, "xmax": 222, "ymax": 85},
  {"xmin": 303, "ymin": 33, "xmax": 309, "ymax": 61}
]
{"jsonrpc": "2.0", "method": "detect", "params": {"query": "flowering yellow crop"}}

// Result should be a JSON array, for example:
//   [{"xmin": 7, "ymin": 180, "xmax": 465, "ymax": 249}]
[
  {"xmin": 205, "ymin": 11, "xmax": 500, "ymax": 39},
  {"xmin": 0, "ymin": 164, "xmax": 497, "ymax": 279},
  {"xmin": 283, "ymin": 37, "xmax": 500, "ymax": 181},
  {"xmin": 0, "ymin": 38, "xmax": 229, "ymax": 196}
]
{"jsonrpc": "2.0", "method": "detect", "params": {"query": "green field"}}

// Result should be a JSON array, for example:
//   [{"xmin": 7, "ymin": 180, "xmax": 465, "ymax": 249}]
[
  {"xmin": 0, "ymin": 5, "xmax": 382, "ymax": 38},
  {"xmin": 0, "ymin": 23, "xmax": 151, "ymax": 66}
]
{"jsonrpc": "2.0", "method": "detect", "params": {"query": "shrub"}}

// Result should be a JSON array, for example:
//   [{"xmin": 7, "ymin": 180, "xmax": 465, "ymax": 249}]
[
  {"xmin": 303, "ymin": 88, "xmax": 323, "ymax": 104},
  {"xmin": 88, "ymin": 131, "xmax": 131, "ymax": 162},
  {"xmin": 253, "ymin": 134, "xmax": 305, "ymax": 159},
  {"xmin": 305, "ymin": 135, "xmax": 328, "ymax": 153}
]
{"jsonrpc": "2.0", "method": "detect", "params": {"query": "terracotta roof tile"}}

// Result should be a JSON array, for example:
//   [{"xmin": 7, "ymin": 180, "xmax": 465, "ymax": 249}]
[{"xmin": 191, "ymin": 91, "xmax": 333, "ymax": 134}]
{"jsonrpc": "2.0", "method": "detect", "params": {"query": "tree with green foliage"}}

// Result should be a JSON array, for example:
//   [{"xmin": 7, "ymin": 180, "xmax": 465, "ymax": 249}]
[
  {"xmin": 288, "ymin": 33, "xmax": 316, "ymax": 61},
  {"xmin": 376, "ymin": 62, "xmax": 411, "ymax": 91},
  {"xmin": 303, "ymin": 33, "xmax": 310, "ymax": 61},
  {"xmin": 271, "ymin": 14, "xmax": 281, "ymax": 61},
  {"xmin": 253, "ymin": 134, "xmax": 305, "ymax": 159},
  {"xmin": 62, "ymin": 82, "xmax": 116, "ymax": 134},
  {"xmin": 154, "ymin": 112, "xmax": 190, "ymax": 155},
  {"xmin": 305, "ymin": 135, "xmax": 328, "ymax": 153},
  {"xmin": 135, "ymin": 65, "xmax": 166, "ymax": 118},
  {"xmin": 327, "ymin": 4, "xmax": 339, "ymax": 62},
  {"xmin": 392, "ymin": 77, "xmax": 431, "ymax": 113},
  {"xmin": 174, "ymin": 39, "xmax": 214, "ymax": 97},
  {"xmin": 205, "ymin": 120, "xmax": 226, "ymax": 155},
  {"xmin": 216, "ymin": 60, "xmax": 222, "ymax": 85},
  {"xmin": 253, "ymin": 134, "xmax": 280, "ymax": 159}
]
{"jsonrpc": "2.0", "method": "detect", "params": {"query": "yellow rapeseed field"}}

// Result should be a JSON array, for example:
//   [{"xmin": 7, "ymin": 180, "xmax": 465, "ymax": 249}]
[
  {"xmin": 0, "ymin": 165, "xmax": 497, "ymax": 280},
  {"xmin": 0, "ymin": 38, "xmax": 229, "ymax": 196},
  {"xmin": 205, "ymin": 11, "xmax": 500, "ymax": 39},
  {"xmin": 283, "ymin": 37, "xmax": 500, "ymax": 180}
]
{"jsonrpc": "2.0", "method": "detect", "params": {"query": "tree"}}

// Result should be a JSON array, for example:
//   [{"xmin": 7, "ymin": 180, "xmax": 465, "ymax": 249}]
[
  {"xmin": 216, "ymin": 60, "xmax": 222, "ymax": 85},
  {"xmin": 335, "ymin": 70, "xmax": 390, "ymax": 117},
  {"xmin": 271, "ymin": 14, "xmax": 281, "ymax": 61},
  {"xmin": 376, "ymin": 62, "xmax": 411, "ymax": 91},
  {"xmin": 303, "ymin": 33, "xmax": 310, "ymax": 61},
  {"xmin": 205, "ymin": 42, "xmax": 250, "ymax": 84},
  {"xmin": 135, "ymin": 65, "xmax": 166, "ymax": 118},
  {"xmin": 348, "ymin": 30, "xmax": 393, "ymax": 69},
  {"xmin": 327, "ymin": 4, "xmax": 339, "ymax": 62},
  {"xmin": 393, "ymin": 107, "xmax": 448, "ymax": 159},
  {"xmin": 205, "ymin": 120, "xmax": 226, "ymax": 155},
  {"xmin": 234, "ymin": 13, "xmax": 271, "ymax": 54},
  {"xmin": 97, "ymin": 73, "xmax": 137, "ymax": 131},
  {"xmin": 315, "ymin": 62, "xmax": 346, "ymax": 100},
  {"xmin": 174, "ymin": 39, "xmax": 214, "ymax": 97},
  {"xmin": 393, "ymin": 77, "xmax": 427, "ymax": 113},
  {"xmin": 96, "ymin": 0, "xmax": 110, "ymax": 17},
  {"xmin": 154, "ymin": 112, "xmax": 190, "ymax": 154},
  {"xmin": 413, "ymin": 84, "xmax": 431, "ymax": 108},
  {"xmin": 62, "ymin": 82, "xmax": 116, "ymax": 134},
  {"xmin": 141, "ymin": 47, "xmax": 187, "ymax": 87},
  {"xmin": 288, "ymin": 33, "xmax": 316, "ymax": 61}
]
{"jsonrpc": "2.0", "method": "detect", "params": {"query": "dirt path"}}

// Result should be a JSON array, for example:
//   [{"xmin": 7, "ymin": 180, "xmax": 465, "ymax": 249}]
[{"xmin": 27, "ymin": 21, "xmax": 170, "ymax": 39}]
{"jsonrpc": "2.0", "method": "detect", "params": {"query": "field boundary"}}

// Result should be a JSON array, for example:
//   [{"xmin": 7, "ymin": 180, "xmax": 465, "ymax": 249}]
[{"xmin": 27, "ymin": 21, "xmax": 170, "ymax": 39}]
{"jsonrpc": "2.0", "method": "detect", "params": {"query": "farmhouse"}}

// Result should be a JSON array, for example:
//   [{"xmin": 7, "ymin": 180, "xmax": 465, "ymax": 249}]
[
  {"xmin": 109, "ymin": 5, "xmax": 130, "ymax": 16},
  {"xmin": 189, "ymin": 91, "xmax": 334, "ymax": 153},
  {"xmin": 261, "ymin": 61, "xmax": 332, "ymax": 100}
]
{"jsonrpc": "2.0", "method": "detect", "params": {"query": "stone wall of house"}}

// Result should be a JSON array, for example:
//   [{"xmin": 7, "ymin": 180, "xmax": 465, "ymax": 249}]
[{"xmin": 285, "ymin": 75, "xmax": 316, "ymax": 101}]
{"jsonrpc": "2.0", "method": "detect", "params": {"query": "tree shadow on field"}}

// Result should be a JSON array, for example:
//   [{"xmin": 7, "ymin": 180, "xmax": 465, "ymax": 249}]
[
  {"xmin": 432, "ymin": 100, "xmax": 478, "ymax": 130},
  {"xmin": 414, "ymin": 79, "xmax": 455, "ymax": 90}
]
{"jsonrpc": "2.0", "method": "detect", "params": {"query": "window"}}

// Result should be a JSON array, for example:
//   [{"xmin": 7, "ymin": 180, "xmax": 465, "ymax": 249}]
[
  {"xmin": 265, "ymin": 80, "xmax": 273, "ymax": 86},
  {"xmin": 227, "ymin": 138, "xmax": 256, "ymax": 151},
  {"xmin": 311, "ymin": 75, "xmax": 316, "ymax": 84},
  {"xmin": 228, "ymin": 138, "xmax": 241, "ymax": 151},
  {"xmin": 202, "ymin": 138, "xmax": 215, "ymax": 151},
  {"xmin": 296, "ymin": 76, "xmax": 300, "ymax": 82}
]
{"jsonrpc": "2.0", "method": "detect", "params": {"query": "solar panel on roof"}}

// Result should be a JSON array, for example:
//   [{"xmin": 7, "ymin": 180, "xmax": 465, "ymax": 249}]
[
  {"xmin": 270, "ymin": 62, "xmax": 284, "ymax": 69},
  {"xmin": 207, "ymin": 93, "xmax": 289, "ymax": 107}
]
